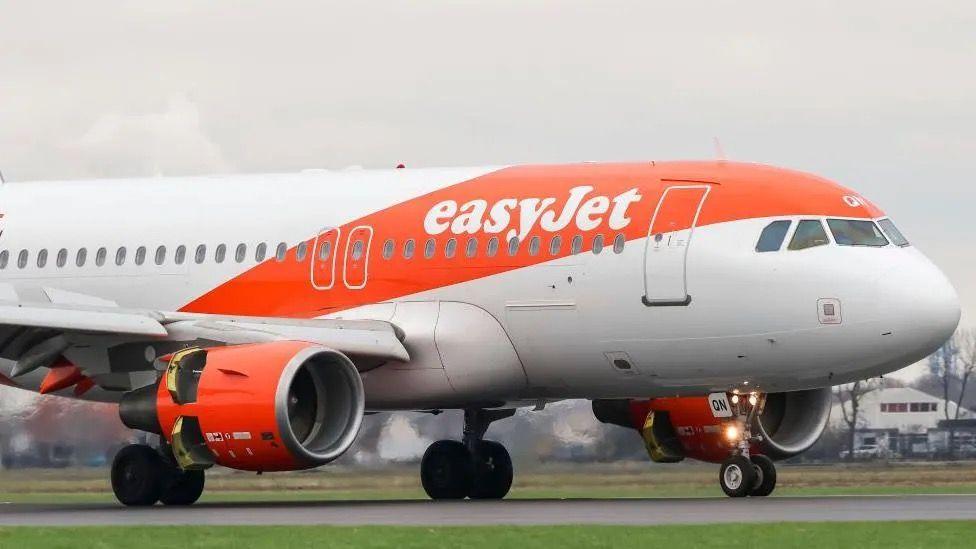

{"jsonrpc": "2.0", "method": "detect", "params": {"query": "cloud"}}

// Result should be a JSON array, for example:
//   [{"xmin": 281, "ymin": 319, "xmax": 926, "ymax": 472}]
[{"xmin": 70, "ymin": 95, "xmax": 228, "ymax": 177}]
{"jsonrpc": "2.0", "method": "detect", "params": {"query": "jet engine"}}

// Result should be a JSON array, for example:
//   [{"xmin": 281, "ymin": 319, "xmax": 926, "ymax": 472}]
[
  {"xmin": 120, "ymin": 340, "xmax": 365, "ymax": 472},
  {"xmin": 593, "ymin": 388, "xmax": 832, "ymax": 463}
]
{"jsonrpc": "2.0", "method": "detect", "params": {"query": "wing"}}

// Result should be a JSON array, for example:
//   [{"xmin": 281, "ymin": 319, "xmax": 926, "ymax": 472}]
[{"xmin": 0, "ymin": 286, "xmax": 408, "ymax": 399}]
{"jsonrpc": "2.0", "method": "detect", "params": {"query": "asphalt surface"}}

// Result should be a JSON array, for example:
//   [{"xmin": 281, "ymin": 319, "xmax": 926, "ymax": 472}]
[{"xmin": 2, "ymin": 495, "xmax": 976, "ymax": 526}]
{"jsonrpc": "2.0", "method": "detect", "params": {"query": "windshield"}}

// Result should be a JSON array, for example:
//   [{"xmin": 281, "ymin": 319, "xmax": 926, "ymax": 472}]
[
  {"xmin": 788, "ymin": 220, "xmax": 830, "ymax": 250},
  {"xmin": 877, "ymin": 218, "xmax": 910, "ymax": 247},
  {"xmin": 826, "ymin": 219, "xmax": 889, "ymax": 247}
]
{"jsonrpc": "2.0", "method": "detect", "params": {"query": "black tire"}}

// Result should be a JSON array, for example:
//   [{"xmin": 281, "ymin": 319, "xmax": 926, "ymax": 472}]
[
  {"xmin": 160, "ymin": 469, "xmax": 206, "ymax": 506},
  {"xmin": 111, "ymin": 444, "xmax": 164, "ymax": 506},
  {"xmin": 719, "ymin": 455, "xmax": 756, "ymax": 498},
  {"xmin": 469, "ymin": 440, "xmax": 513, "ymax": 500},
  {"xmin": 421, "ymin": 440, "xmax": 474, "ymax": 500},
  {"xmin": 749, "ymin": 454, "xmax": 777, "ymax": 497}
]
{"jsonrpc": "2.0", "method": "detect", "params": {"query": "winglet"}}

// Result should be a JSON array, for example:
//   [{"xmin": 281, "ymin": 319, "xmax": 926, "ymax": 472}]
[{"xmin": 713, "ymin": 137, "xmax": 727, "ymax": 161}]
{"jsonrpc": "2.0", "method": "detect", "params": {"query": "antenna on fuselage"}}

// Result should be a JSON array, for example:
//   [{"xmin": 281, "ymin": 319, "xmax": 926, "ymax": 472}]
[{"xmin": 713, "ymin": 137, "xmax": 727, "ymax": 161}]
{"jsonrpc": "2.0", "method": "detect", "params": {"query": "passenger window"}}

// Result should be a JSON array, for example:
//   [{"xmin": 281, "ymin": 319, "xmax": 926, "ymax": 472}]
[
  {"xmin": 56, "ymin": 248, "xmax": 68, "ymax": 268},
  {"xmin": 878, "ymin": 218, "xmax": 909, "ymax": 247},
  {"xmin": 487, "ymin": 237, "xmax": 499, "ymax": 257},
  {"xmin": 788, "ymin": 220, "xmax": 830, "ymax": 250},
  {"xmin": 76, "ymin": 248, "xmax": 87, "ymax": 267},
  {"xmin": 235, "ymin": 243, "xmax": 246, "ymax": 263},
  {"xmin": 351, "ymin": 240, "xmax": 365, "ymax": 260},
  {"xmin": 215, "ymin": 244, "xmax": 227, "ymax": 263},
  {"xmin": 155, "ymin": 246, "xmax": 166, "ymax": 265},
  {"xmin": 550, "ymin": 235, "xmax": 562, "ymax": 255},
  {"xmin": 319, "ymin": 241, "xmax": 332, "ymax": 260},
  {"xmin": 444, "ymin": 238, "xmax": 457, "ymax": 259},
  {"xmin": 254, "ymin": 243, "xmax": 267, "ymax": 262},
  {"xmin": 275, "ymin": 242, "xmax": 287, "ymax": 261},
  {"xmin": 424, "ymin": 238, "xmax": 436, "ymax": 259},
  {"xmin": 382, "ymin": 239, "xmax": 395, "ymax": 260},
  {"xmin": 826, "ymin": 219, "xmax": 888, "ymax": 247},
  {"xmin": 465, "ymin": 237, "xmax": 478, "ymax": 258},
  {"xmin": 507, "ymin": 237, "xmax": 519, "ymax": 256},
  {"xmin": 175, "ymin": 245, "xmax": 186, "ymax": 265},
  {"xmin": 0, "ymin": 250, "xmax": 7, "ymax": 269},
  {"xmin": 403, "ymin": 239, "xmax": 416, "ymax": 259},
  {"xmin": 528, "ymin": 236, "xmax": 541, "ymax": 256},
  {"xmin": 115, "ymin": 247, "xmax": 127, "ymax": 266},
  {"xmin": 613, "ymin": 234, "xmax": 625, "ymax": 254},
  {"xmin": 134, "ymin": 246, "xmax": 146, "ymax": 266},
  {"xmin": 17, "ymin": 249, "xmax": 28, "ymax": 269},
  {"xmin": 756, "ymin": 220, "xmax": 792, "ymax": 252},
  {"xmin": 195, "ymin": 244, "xmax": 207, "ymax": 264},
  {"xmin": 96, "ymin": 247, "xmax": 107, "ymax": 266},
  {"xmin": 37, "ymin": 249, "xmax": 48, "ymax": 268},
  {"xmin": 592, "ymin": 234, "xmax": 605, "ymax": 254},
  {"xmin": 571, "ymin": 235, "xmax": 583, "ymax": 255},
  {"xmin": 295, "ymin": 242, "xmax": 307, "ymax": 262}
]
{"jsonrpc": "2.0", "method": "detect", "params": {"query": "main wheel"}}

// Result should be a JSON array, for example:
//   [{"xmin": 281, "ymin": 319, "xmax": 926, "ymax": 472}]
[
  {"xmin": 719, "ymin": 455, "xmax": 756, "ymax": 498},
  {"xmin": 469, "ymin": 440, "xmax": 513, "ymax": 500},
  {"xmin": 749, "ymin": 454, "xmax": 777, "ymax": 497},
  {"xmin": 421, "ymin": 440, "xmax": 474, "ymax": 500},
  {"xmin": 160, "ymin": 469, "xmax": 206, "ymax": 506},
  {"xmin": 111, "ymin": 444, "xmax": 164, "ymax": 506}
]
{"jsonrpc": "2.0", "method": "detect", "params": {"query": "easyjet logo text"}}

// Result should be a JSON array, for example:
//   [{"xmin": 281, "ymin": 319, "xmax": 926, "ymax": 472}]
[{"xmin": 423, "ymin": 186, "xmax": 642, "ymax": 241}]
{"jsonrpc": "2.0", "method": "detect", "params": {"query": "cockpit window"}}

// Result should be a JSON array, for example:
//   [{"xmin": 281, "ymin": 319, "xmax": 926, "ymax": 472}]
[
  {"xmin": 756, "ymin": 220, "xmax": 791, "ymax": 252},
  {"xmin": 826, "ymin": 219, "xmax": 889, "ymax": 247},
  {"xmin": 788, "ymin": 220, "xmax": 830, "ymax": 250},
  {"xmin": 877, "ymin": 218, "xmax": 909, "ymax": 247}
]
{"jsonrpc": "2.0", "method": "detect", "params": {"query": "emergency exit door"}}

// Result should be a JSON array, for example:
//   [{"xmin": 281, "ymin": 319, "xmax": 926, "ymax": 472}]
[
  {"xmin": 311, "ymin": 227, "xmax": 340, "ymax": 290},
  {"xmin": 343, "ymin": 225, "xmax": 373, "ymax": 289},
  {"xmin": 642, "ymin": 185, "xmax": 710, "ymax": 306}
]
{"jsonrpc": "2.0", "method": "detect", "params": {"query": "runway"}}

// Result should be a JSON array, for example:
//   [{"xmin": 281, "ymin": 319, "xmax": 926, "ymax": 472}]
[{"xmin": 3, "ymin": 495, "xmax": 976, "ymax": 526}]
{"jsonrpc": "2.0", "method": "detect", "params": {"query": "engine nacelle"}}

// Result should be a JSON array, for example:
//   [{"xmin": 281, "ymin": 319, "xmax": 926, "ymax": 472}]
[
  {"xmin": 593, "ymin": 388, "xmax": 831, "ymax": 463},
  {"xmin": 120, "ymin": 340, "xmax": 365, "ymax": 472}
]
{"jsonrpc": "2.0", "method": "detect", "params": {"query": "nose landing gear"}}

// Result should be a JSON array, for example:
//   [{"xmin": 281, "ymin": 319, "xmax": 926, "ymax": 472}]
[
  {"xmin": 718, "ymin": 392, "xmax": 777, "ymax": 498},
  {"xmin": 420, "ymin": 409, "xmax": 515, "ymax": 500}
]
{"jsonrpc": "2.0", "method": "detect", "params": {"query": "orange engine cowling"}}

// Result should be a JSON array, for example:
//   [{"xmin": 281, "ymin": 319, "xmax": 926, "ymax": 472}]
[
  {"xmin": 593, "ymin": 388, "xmax": 831, "ymax": 464},
  {"xmin": 120, "ymin": 340, "xmax": 365, "ymax": 472}
]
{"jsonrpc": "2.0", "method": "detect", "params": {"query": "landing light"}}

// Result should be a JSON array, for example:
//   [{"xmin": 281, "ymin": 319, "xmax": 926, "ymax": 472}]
[
  {"xmin": 748, "ymin": 394, "xmax": 758, "ymax": 406},
  {"xmin": 730, "ymin": 394, "xmax": 740, "ymax": 404},
  {"xmin": 724, "ymin": 424, "xmax": 739, "ymax": 441}
]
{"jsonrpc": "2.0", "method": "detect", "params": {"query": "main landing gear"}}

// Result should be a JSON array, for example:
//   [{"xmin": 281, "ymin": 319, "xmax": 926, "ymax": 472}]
[
  {"xmin": 717, "ymin": 392, "xmax": 777, "ymax": 498},
  {"xmin": 111, "ymin": 442, "xmax": 205, "ymax": 506},
  {"xmin": 420, "ymin": 409, "xmax": 515, "ymax": 500}
]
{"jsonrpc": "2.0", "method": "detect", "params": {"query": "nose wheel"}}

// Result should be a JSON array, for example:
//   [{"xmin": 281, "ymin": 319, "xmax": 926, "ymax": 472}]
[
  {"xmin": 420, "ymin": 409, "xmax": 515, "ymax": 500},
  {"xmin": 111, "ymin": 443, "xmax": 207, "ymax": 506},
  {"xmin": 719, "ymin": 455, "xmax": 754, "ymax": 497}
]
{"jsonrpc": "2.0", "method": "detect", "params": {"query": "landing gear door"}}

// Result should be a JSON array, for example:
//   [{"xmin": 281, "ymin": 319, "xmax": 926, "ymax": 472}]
[
  {"xmin": 642, "ymin": 185, "xmax": 710, "ymax": 306},
  {"xmin": 311, "ymin": 227, "xmax": 340, "ymax": 290}
]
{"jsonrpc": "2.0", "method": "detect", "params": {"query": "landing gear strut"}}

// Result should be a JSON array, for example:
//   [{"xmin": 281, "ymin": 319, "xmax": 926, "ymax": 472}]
[
  {"xmin": 718, "ymin": 392, "xmax": 777, "ymax": 498},
  {"xmin": 111, "ymin": 442, "xmax": 206, "ymax": 506},
  {"xmin": 420, "ymin": 409, "xmax": 515, "ymax": 500}
]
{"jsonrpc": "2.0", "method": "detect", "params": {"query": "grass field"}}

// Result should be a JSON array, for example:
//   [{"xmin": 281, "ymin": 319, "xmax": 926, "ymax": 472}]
[
  {"xmin": 2, "ymin": 461, "xmax": 976, "ymax": 504},
  {"xmin": 0, "ymin": 522, "xmax": 974, "ymax": 548}
]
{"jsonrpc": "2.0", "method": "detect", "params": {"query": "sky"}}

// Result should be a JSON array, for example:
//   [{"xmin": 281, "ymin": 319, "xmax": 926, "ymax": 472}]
[{"xmin": 1, "ymin": 1, "xmax": 973, "ymax": 377}]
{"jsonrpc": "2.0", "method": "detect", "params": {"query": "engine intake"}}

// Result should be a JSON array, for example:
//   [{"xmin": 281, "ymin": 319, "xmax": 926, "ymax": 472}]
[
  {"xmin": 120, "ymin": 340, "xmax": 365, "ymax": 472},
  {"xmin": 752, "ymin": 388, "xmax": 832, "ymax": 459}
]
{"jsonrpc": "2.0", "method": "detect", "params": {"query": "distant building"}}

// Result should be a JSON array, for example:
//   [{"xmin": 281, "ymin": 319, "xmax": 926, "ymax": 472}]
[{"xmin": 830, "ymin": 387, "xmax": 973, "ymax": 458}]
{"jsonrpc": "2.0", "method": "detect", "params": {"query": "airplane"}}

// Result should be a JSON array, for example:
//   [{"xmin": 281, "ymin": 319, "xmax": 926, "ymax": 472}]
[{"xmin": 0, "ymin": 160, "xmax": 959, "ymax": 504}]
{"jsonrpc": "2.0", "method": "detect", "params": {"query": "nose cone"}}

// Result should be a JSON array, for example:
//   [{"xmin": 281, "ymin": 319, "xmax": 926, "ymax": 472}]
[{"xmin": 875, "ymin": 250, "xmax": 960, "ymax": 364}]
